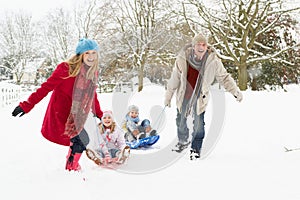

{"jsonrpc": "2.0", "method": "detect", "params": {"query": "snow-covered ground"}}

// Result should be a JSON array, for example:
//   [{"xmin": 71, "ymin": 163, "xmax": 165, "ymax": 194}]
[{"xmin": 1, "ymin": 83, "xmax": 300, "ymax": 200}]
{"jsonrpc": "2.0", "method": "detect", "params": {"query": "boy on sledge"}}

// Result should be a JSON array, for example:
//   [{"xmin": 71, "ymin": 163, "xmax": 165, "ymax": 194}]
[
  {"xmin": 86, "ymin": 110, "xmax": 130, "ymax": 166},
  {"xmin": 122, "ymin": 105, "xmax": 157, "ymax": 143}
]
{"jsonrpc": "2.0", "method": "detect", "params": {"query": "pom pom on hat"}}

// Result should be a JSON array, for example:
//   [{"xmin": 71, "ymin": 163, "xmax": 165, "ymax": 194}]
[
  {"xmin": 128, "ymin": 105, "xmax": 139, "ymax": 113},
  {"xmin": 75, "ymin": 38, "xmax": 99, "ymax": 55},
  {"xmin": 101, "ymin": 110, "xmax": 114, "ymax": 121},
  {"xmin": 192, "ymin": 33, "xmax": 208, "ymax": 46}
]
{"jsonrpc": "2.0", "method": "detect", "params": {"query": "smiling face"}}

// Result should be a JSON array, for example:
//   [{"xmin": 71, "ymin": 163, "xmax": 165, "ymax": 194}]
[
  {"xmin": 129, "ymin": 110, "xmax": 139, "ymax": 119},
  {"xmin": 102, "ymin": 115, "xmax": 113, "ymax": 127},
  {"xmin": 193, "ymin": 42, "xmax": 208, "ymax": 60},
  {"xmin": 82, "ymin": 50, "xmax": 98, "ymax": 66}
]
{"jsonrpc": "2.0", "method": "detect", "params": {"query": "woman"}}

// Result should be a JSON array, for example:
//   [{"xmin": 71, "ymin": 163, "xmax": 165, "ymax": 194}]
[{"xmin": 12, "ymin": 38, "xmax": 103, "ymax": 171}]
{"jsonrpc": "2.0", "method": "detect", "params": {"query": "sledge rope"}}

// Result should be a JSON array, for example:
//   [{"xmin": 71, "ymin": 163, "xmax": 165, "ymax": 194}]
[{"xmin": 151, "ymin": 106, "xmax": 166, "ymax": 133}]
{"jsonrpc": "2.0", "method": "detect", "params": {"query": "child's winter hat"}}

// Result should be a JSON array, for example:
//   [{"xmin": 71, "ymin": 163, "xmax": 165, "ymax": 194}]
[
  {"xmin": 128, "ymin": 105, "xmax": 139, "ymax": 113},
  {"xmin": 101, "ymin": 110, "xmax": 114, "ymax": 121},
  {"xmin": 75, "ymin": 38, "xmax": 99, "ymax": 55},
  {"xmin": 192, "ymin": 33, "xmax": 208, "ymax": 46}
]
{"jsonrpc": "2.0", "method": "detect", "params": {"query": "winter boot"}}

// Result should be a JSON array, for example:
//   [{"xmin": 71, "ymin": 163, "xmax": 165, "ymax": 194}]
[
  {"xmin": 65, "ymin": 148, "xmax": 82, "ymax": 171},
  {"xmin": 138, "ymin": 132, "xmax": 147, "ymax": 139},
  {"xmin": 149, "ymin": 129, "xmax": 157, "ymax": 136},
  {"xmin": 190, "ymin": 149, "xmax": 201, "ymax": 160},
  {"xmin": 172, "ymin": 141, "xmax": 191, "ymax": 153},
  {"xmin": 116, "ymin": 146, "xmax": 131, "ymax": 164}
]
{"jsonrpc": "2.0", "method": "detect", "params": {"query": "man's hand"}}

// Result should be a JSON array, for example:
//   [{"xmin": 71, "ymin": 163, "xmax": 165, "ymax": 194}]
[
  {"xmin": 234, "ymin": 91, "xmax": 243, "ymax": 102},
  {"xmin": 164, "ymin": 98, "xmax": 171, "ymax": 107}
]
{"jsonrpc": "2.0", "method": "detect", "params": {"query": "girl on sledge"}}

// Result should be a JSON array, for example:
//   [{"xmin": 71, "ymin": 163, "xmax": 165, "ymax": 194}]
[
  {"xmin": 12, "ymin": 38, "xmax": 103, "ymax": 171},
  {"xmin": 86, "ymin": 110, "xmax": 130, "ymax": 165},
  {"xmin": 122, "ymin": 105, "xmax": 157, "ymax": 143}
]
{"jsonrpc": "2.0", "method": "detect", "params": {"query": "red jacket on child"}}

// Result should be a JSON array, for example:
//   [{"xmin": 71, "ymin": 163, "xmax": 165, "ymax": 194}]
[{"xmin": 19, "ymin": 62, "xmax": 103, "ymax": 146}]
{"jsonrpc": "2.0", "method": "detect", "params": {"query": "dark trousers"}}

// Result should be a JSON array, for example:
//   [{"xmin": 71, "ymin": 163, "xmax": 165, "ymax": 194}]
[{"xmin": 70, "ymin": 128, "xmax": 90, "ymax": 154}]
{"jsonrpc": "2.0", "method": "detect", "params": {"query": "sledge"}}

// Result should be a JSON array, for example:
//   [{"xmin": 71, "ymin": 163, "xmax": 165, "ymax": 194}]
[
  {"xmin": 86, "ymin": 146, "xmax": 130, "ymax": 170},
  {"xmin": 126, "ymin": 135, "xmax": 160, "ymax": 149}
]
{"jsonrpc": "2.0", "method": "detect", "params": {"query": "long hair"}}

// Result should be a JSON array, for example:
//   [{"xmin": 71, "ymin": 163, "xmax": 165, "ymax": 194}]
[
  {"xmin": 99, "ymin": 121, "xmax": 116, "ymax": 134},
  {"xmin": 66, "ymin": 53, "xmax": 99, "ymax": 80}
]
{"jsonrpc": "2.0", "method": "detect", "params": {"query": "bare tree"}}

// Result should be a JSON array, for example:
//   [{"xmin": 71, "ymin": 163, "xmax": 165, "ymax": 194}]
[
  {"xmin": 113, "ymin": 0, "xmax": 173, "ymax": 91},
  {"xmin": 0, "ymin": 11, "xmax": 37, "ymax": 84},
  {"xmin": 41, "ymin": 8, "xmax": 77, "ymax": 66},
  {"xmin": 181, "ymin": 0, "xmax": 300, "ymax": 90},
  {"xmin": 73, "ymin": 0, "xmax": 113, "ymax": 40}
]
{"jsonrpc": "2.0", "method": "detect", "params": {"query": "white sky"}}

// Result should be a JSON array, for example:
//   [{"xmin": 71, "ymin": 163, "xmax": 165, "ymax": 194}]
[
  {"xmin": 1, "ymin": 0, "xmax": 299, "ymax": 21},
  {"xmin": 0, "ymin": 0, "xmax": 75, "ymax": 20}
]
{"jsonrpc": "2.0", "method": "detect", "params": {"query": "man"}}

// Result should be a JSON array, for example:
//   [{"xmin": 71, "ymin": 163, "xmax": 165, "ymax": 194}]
[{"xmin": 164, "ymin": 33, "xmax": 242, "ymax": 160}]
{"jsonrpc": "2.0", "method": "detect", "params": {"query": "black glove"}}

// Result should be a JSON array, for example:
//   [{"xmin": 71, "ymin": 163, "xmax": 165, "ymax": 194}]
[{"xmin": 12, "ymin": 106, "xmax": 25, "ymax": 117}]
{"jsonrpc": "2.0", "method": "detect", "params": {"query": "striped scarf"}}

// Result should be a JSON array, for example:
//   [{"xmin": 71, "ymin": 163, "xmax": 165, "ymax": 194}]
[
  {"xmin": 64, "ymin": 63, "xmax": 98, "ymax": 138},
  {"xmin": 185, "ymin": 51, "xmax": 208, "ymax": 117}
]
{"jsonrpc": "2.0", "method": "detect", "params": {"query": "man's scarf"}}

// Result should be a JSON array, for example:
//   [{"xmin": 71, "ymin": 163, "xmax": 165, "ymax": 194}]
[
  {"xmin": 185, "ymin": 51, "xmax": 208, "ymax": 117},
  {"xmin": 64, "ymin": 63, "xmax": 98, "ymax": 138}
]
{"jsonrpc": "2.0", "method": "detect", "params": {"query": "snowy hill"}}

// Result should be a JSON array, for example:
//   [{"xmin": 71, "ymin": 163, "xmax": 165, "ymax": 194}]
[{"xmin": 1, "ymin": 83, "xmax": 300, "ymax": 200}]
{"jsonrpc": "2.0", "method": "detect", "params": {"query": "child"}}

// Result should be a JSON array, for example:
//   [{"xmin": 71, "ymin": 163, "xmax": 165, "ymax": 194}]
[
  {"xmin": 122, "ymin": 105, "xmax": 157, "ymax": 143},
  {"xmin": 86, "ymin": 110, "xmax": 130, "ymax": 165}
]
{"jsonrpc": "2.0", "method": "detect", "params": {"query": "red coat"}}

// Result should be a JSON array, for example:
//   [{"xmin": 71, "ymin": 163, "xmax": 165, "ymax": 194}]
[{"xmin": 19, "ymin": 62, "xmax": 103, "ymax": 146}]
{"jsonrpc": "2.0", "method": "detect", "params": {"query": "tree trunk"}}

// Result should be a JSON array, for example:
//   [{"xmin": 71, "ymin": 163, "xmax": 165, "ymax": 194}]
[
  {"xmin": 137, "ymin": 67, "xmax": 144, "ymax": 92},
  {"xmin": 251, "ymin": 77, "xmax": 258, "ymax": 91},
  {"xmin": 238, "ymin": 64, "xmax": 248, "ymax": 91}
]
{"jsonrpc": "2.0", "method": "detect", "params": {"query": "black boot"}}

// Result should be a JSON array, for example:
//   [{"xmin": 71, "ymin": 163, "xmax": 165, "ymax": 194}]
[
  {"xmin": 172, "ymin": 141, "xmax": 191, "ymax": 153},
  {"xmin": 190, "ymin": 149, "xmax": 201, "ymax": 160}
]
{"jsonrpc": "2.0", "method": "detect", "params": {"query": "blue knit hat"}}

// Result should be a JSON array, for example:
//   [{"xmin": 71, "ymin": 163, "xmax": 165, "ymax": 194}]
[{"xmin": 75, "ymin": 38, "xmax": 99, "ymax": 55}]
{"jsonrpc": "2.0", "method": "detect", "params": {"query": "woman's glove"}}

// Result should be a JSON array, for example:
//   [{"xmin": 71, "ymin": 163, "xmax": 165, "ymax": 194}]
[{"xmin": 12, "ymin": 106, "xmax": 25, "ymax": 117}]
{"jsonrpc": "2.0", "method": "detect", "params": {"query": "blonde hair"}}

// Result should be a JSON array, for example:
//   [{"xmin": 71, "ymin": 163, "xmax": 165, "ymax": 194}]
[
  {"xmin": 98, "ymin": 121, "xmax": 116, "ymax": 133},
  {"xmin": 66, "ymin": 53, "xmax": 99, "ymax": 80}
]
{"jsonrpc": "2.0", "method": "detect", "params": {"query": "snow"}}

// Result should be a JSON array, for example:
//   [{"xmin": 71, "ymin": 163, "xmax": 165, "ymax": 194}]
[{"xmin": 1, "ymin": 83, "xmax": 300, "ymax": 200}]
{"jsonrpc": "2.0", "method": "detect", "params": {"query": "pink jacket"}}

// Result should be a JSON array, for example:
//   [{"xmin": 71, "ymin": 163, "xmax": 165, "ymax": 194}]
[{"xmin": 99, "ymin": 126, "xmax": 126, "ymax": 155}]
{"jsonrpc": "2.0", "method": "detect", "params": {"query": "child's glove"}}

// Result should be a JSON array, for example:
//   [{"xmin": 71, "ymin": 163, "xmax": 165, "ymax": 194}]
[
  {"xmin": 132, "ymin": 129, "xmax": 139, "ymax": 137},
  {"xmin": 103, "ymin": 153, "xmax": 111, "ymax": 165}
]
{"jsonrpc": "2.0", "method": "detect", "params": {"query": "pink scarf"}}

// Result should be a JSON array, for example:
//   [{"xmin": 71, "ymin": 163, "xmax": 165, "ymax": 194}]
[{"xmin": 64, "ymin": 63, "xmax": 97, "ymax": 138}]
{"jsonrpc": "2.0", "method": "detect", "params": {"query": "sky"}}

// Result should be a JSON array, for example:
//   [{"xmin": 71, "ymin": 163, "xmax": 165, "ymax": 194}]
[
  {"xmin": 1, "ymin": 0, "xmax": 299, "ymax": 19},
  {"xmin": 1, "ymin": 81, "xmax": 300, "ymax": 200},
  {"xmin": 0, "ymin": 0, "xmax": 75, "ymax": 20}
]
